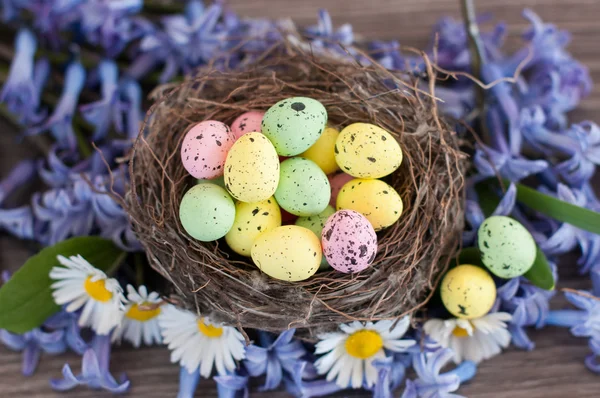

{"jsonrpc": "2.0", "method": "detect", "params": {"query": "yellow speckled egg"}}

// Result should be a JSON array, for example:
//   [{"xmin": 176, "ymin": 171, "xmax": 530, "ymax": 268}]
[
  {"xmin": 337, "ymin": 179, "xmax": 403, "ymax": 231},
  {"xmin": 251, "ymin": 225, "xmax": 321, "ymax": 282},
  {"xmin": 335, "ymin": 123, "xmax": 402, "ymax": 178},
  {"xmin": 225, "ymin": 197, "xmax": 282, "ymax": 256},
  {"xmin": 299, "ymin": 126, "xmax": 340, "ymax": 175},
  {"xmin": 440, "ymin": 264, "xmax": 496, "ymax": 319},
  {"xmin": 224, "ymin": 132, "xmax": 280, "ymax": 202}
]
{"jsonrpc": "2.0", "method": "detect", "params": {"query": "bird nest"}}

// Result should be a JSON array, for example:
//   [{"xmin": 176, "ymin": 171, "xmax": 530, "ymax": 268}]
[{"xmin": 127, "ymin": 39, "xmax": 467, "ymax": 340}]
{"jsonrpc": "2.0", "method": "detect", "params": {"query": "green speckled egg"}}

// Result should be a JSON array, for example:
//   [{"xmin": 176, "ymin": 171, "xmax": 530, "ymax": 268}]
[
  {"xmin": 197, "ymin": 175, "xmax": 226, "ymax": 189},
  {"xmin": 478, "ymin": 216, "xmax": 537, "ymax": 278},
  {"xmin": 295, "ymin": 205, "xmax": 335, "ymax": 270},
  {"xmin": 275, "ymin": 158, "xmax": 331, "ymax": 217},
  {"xmin": 179, "ymin": 183, "xmax": 235, "ymax": 242},
  {"xmin": 261, "ymin": 97, "xmax": 327, "ymax": 156}
]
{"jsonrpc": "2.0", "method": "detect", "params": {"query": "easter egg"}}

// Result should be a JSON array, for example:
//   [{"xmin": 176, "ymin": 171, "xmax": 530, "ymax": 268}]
[
  {"xmin": 299, "ymin": 126, "xmax": 340, "ymax": 175},
  {"xmin": 321, "ymin": 210, "xmax": 378, "ymax": 273},
  {"xmin": 335, "ymin": 123, "xmax": 402, "ymax": 178},
  {"xmin": 179, "ymin": 183, "xmax": 235, "ymax": 242},
  {"xmin": 224, "ymin": 132, "xmax": 280, "ymax": 203},
  {"xmin": 295, "ymin": 205, "xmax": 336, "ymax": 270},
  {"xmin": 181, "ymin": 121, "xmax": 235, "ymax": 179},
  {"xmin": 275, "ymin": 158, "xmax": 330, "ymax": 217},
  {"xmin": 337, "ymin": 179, "xmax": 403, "ymax": 231},
  {"xmin": 478, "ymin": 216, "xmax": 537, "ymax": 278},
  {"xmin": 225, "ymin": 197, "xmax": 281, "ymax": 256},
  {"xmin": 197, "ymin": 175, "xmax": 226, "ymax": 189},
  {"xmin": 440, "ymin": 264, "xmax": 496, "ymax": 319},
  {"xmin": 251, "ymin": 225, "xmax": 321, "ymax": 282},
  {"xmin": 328, "ymin": 172, "xmax": 354, "ymax": 207},
  {"xmin": 261, "ymin": 97, "xmax": 328, "ymax": 156},
  {"xmin": 231, "ymin": 111, "xmax": 264, "ymax": 140}
]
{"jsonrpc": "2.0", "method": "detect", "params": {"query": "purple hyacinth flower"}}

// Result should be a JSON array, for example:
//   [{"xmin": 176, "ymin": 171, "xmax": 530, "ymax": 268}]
[
  {"xmin": 585, "ymin": 336, "xmax": 600, "ymax": 373},
  {"xmin": 305, "ymin": 9, "xmax": 354, "ymax": 47},
  {"xmin": 214, "ymin": 371, "xmax": 250, "ymax": 398},
  {"xmin": 0, "ymin": 159, "xmax": 36, "ymax": 205},
  {"xmin": 284, "ymin": 361, "xmax": 343, "ymax": 398},
  {"xmin": 0, "ymin": 328, "xmax": 67, "ymax": 376},
  {"xmin": 0, "ymin": 206, "xmax": 35, "ymax": 239},
  {"xmin": 177, "ymin": 366, "xmax": 201, "ymax": 398},
  {"xmin": 372, "ymin": 353, "xmax": 412, "ymax": 398},
  {"xmin": 120, "ymin": 78, "xmax": 143, "ymax": 140},
  {"xmin": 132, "ymin": 29, "xmax": 181, "ymax": 83},
  {"xmin": 244, "ymin": 329, "xmax": 307, "ymax": 391},
  {"xmin": 80, "ymin": 60, "xmax": 122, "ymax": 141},
  {"xmin": 44, "ymin": 310, "xmax": 88, "ymax": 355},
  {"xmin": 37, "ymin": 146, "xmax": 89, "ymax": 188},
  {"xmin": 519, "ymin": 106, "xmax": 578, "ymax": 156},
  {"xmin": 554, "ymin": 122, "xmax": 600, "ymax": 187},
  {"xmin": 50, "ymin": 334, "xmax": 130, "ymax": 393},
  {"xmin": 472, "ymin": 143, "xmax": 548, "ymax": 183},
  {"xmin": 27, "ymin": 61, "xmax": 86, "ymax": 150},
  {"xmin": 463, "ymin": 183, "xmax": 516, "ymax": 245},
  {"xmin": 2, "ymin": 0, "xmax": 26, "ymax": 22}
]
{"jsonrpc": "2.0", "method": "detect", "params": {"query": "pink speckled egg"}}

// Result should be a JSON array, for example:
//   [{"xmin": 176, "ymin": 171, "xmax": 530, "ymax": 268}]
[
  {"xmin": 181, "ymin": 121, "xmax": 235, "ymax": 179},
  {"xmin": 321, "ymin": 210, "xmax": 378, "ymax": 273},
  {"xmin": 328, "ymin": 173, "xmax": 354, "ymax": 207},
  {"xmin": 231, "ymin": 111, "xmax": 265, "ymax": 140}
]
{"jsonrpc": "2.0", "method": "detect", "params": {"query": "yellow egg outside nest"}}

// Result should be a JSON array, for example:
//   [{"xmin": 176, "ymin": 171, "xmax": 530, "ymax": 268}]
[
  {"xmin": 299, "ymin": 126, "xmax": 340, "ymax": 175},
  {"xmin": 440, "ymin": 264, "xmax": 496, "ymax": 320}
]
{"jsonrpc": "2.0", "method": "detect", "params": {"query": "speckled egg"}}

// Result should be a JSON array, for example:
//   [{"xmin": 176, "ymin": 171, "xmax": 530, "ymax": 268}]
[
  {"xmin": 275, "ymin": 158, "xmax": 331, "ymax": 217},
  {"xmin": 295, "ymin": 205, "xmax": 336, "ymax": 270},
  {"xmin": 328, "ymin": 172, "xmax": 354, "ymax": 207},
  {"xmin": 440, "ymin": 264, "xmax": 496, "ymax": 319},
  {"xmin": 321, "ymin": 210, "xmax": 378, "ymax": 273},
  {"xmin": 299, "ymin": 126, "xmax": 340, "ymax": 175},
  {"xmin": 335, "ymin": 123, "xmax": 402, "ymax": 178},
  {"xmin": 478, "ymin": 216, "xmax": 537, "ymax": 278},
  {"xmin": 179, "ymin": 183, "xmax": 235, "ymax": 242},
  {"xmin": 225, "ymin": 197, "xmax": 281, "ymax": 256},
  {"xmin": 181, "ymin": 121, "xmax": 236, "ymax": 179},
  {"xmin": 251, "ymin": 225, "xmax": 321, "ymax": 282},
  {"xmin": 231, "ymin": 111, "xmax": 264, "ymax": 140},
  {"xmin": 261, "ymin": 97, "xmax": 327, "ymax": 156},
  {"xmin": 197, "ymin": 175, "xmax": 226, "ymax": 189},
  {"xmin": 224, "ymin": 132, "xmax": 280, "ymax": 203},
  {"xmin": 337, "ymin": 179, "xmax": 403, "ymax": 231}
]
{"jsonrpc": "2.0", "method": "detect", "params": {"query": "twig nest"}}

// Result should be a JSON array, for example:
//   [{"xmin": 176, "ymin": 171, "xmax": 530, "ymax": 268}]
[{"xmin": 127, "ymin": 40, "xmax": 466, "ymax": 338}]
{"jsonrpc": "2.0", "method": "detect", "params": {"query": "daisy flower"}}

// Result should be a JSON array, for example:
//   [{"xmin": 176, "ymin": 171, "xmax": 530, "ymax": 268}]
[
  {"xmin": 314, "ymin": 317, "xmax": 416, "ymax": 389},
  {"xmin": 158, "ymin": 305, "xmax": 246, "ymax": 378},
  {"xmin": 49, "ymin": 254, "xmax": 125, "ymax": 336},
  {"xmin": 423, "ymin": 312, "xmax": 512, "ymax": 364},
  {"xmin": 112, "ymin": 285, "xmax": 163, "ymax": 348}
]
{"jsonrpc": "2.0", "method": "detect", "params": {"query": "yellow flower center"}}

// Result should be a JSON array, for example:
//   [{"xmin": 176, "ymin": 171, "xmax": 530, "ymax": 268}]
[
  {"xmin": 197, "ymin": 320, "xmax": 223, "ymax": 338},
  {"xmin": 84, "ymin": 276, "xmax": 113, "ymax": 302},
  {"xmin": 125, "ymin": 303, "xmax": 161, "ymax": 322},
  {"xmin": 452, "ymin": 325, "xmax": 471, "ymax": 338},
  {"xmin": 344, "ymin": 330, "xmax": 383, "ymax": 359}
]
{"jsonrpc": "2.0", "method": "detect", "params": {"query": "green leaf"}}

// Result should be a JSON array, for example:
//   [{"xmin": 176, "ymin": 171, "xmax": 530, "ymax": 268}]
[
  {"xmin": 506, "ymin": 180, "xmax": 600, "ymax": 235},
  {"xmin": 523, "ymin": 247, "xmax": 555, "ymax": 290},
  {"xmin": 0, "ymin": 237, "xmax": 125, "ymax": 333},
  {"xmin": 456, "ymin": 247, "xmax": 484, "ymax": 268},
  {"xmin": 474, "ymin": 181, "xmax": 500, "ymax": 217}
]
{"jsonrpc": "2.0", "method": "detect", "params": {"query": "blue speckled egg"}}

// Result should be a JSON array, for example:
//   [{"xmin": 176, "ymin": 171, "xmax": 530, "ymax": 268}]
[
  {"xmin": 275, "ymin": 158, "xmax": 331, "ymax": 217},
  {"xmin": 261, "ymin": 97, "xmax": 327, "ymax": 156}
]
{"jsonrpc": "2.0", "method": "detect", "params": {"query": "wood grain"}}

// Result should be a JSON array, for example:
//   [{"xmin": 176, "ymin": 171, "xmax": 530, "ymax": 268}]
[{"xmin": 1, "ymin": 0, "xmax": 599, "ymax": 396}]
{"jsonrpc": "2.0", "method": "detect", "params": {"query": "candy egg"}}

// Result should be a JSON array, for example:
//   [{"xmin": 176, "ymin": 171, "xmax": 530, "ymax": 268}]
[
  {"xmin": 251, "ymin": 225, "xmax": 321, "ymax": 282},
  {"xmin": 328, "ymin": 172, "xmax": 354, "ymax": 207},
  {"xmin": 295, "ymin": 205, "xmax": 336, "ymax": 270},
  {"xmin": 299, "ymin": 126, "xmax": 340, "ymax": 175},
  {"xmin": 335, "ymin": 123, "xmax": 402, "ymax": 178},
  {"xmin": 337, "ymin": 179, "xmax": 403, "ymax": 231},
  {"xmin": 179, "ymin": 183, "xmax": 235, "ymax": 242},
  {"xmin": 231, "ymin": 111, "xmax": 264, "ymax": 140},
  {"xmin": 181, "ymin": 121, "xmax": 235, "ymax": 179},
  {"xmin": 478, "ymin": 216, "xmax": 537, "ymax": 278},
  {"xmin": 275, "ymin": 158, "xmax": 330, "ymax": 217},
  {"xmin": 224, "ymin": 132, "xmax": 280, "ymax": 203},
  {"xmin": 261, "ymin": 97, "xmax": 327, "ymax": 156},
  {"xmin": 440, "ymin": 264, "xmax": 496, "ymax": 319},
  {"xmin": 321, "ymin": 210, "xmax": 378, "ymax": 273},
  {"xmin": 225, "ymin": 197, "xmax": 281, "ymax": 256}
]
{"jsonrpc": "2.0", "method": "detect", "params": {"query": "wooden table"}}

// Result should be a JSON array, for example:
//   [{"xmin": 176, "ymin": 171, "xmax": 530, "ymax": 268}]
[{"xmin": 1, "ymin": 0, "xmax": 599, "ymax": 396}]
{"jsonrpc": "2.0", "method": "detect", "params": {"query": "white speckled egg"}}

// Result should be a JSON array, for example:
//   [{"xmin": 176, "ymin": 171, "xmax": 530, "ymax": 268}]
[
  {"xmin": 275, "ymin": 158, "xmax": 331, "ymax": 217},
  {"xmin": 295, "ymin": 205, "xmax": 336, "ymax": 270},
  {"xmin": 224, "ymin": 132, "xmax": 280, "ymax": 203},
  {"xmin": 179, "ymin": 183, "xmax": 235, "ymax": 242},
  {"xmin": 261, "ymin": 97, "xmax": 327, "ymax": 156},
  {"xmin": 181, "ymin": 121, "xmax": 235, "ymax": 179},
  {"xmin": 225, "ymin": 197, "xmax": 281, "ymax": 256},
  {"xmin": 335, "ymin": 123, "xmax": 402, "ymax": 178},
  {"xmin": 321, "ymin": 210, "xmax": 378, "ymax": 273},
  {"xmin": 251, "ymin": 225, "xmax": 321, "ymax": 282},
  {"xmin": 478, "ymin": 216, "xmax": 537, "ymax": 278}
]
